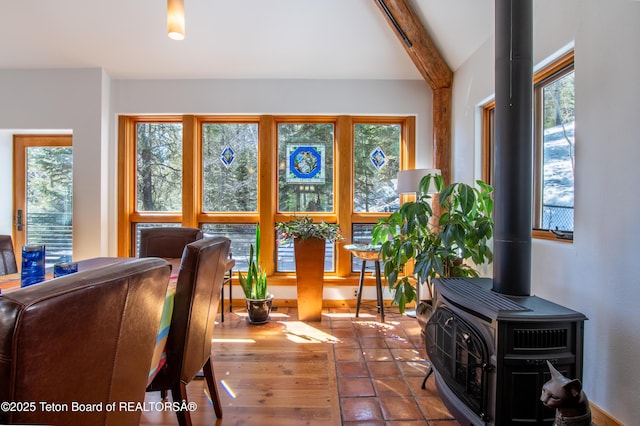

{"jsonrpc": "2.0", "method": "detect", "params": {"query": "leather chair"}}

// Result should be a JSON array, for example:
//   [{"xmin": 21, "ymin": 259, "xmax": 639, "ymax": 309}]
[
  {"xmin": 139, "ymin": 227, "xmax": 234, "ymax": 322},
  {"xmin": 138, "ymin": 227, "xmax": 203, "ymax": 258},
  {"xmin": 0, "ymin": 235, "xmax": 18, "ymax": 275},
  {"xmin": 0, "ymin": 257, "xmax": 171, "ymax": 426},
  {"xmin": 147, "ymin": 236, "xmax": 231, "ymax": 424}
]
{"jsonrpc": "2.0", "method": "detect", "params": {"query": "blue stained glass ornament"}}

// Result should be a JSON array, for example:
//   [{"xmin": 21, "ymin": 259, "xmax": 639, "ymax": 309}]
[
  {"xmin": 220, "ymin": 145, "xmax": 236, "ymax": 168},
  {"xmin": 290, "ymin": 146, "xmax": 322, "ymax": 179},
  {"xmin": 370, "ymin": 146, "xmax": 386, "ymax": 171}
]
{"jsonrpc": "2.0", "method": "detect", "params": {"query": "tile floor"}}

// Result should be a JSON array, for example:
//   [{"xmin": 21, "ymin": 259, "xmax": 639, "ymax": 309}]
[
  {"xmin": 323, "ymin": 304, "xmax": 460, "ymax": 425},
  {"xmin": 223, "ymin": 301, "xmax": 461, "ymax": 425}
]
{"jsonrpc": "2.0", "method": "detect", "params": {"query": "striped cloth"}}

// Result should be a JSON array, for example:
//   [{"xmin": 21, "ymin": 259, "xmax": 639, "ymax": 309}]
[{"xmin": 147, "ymin": 274, "xmax": 178, "ymax": 385}]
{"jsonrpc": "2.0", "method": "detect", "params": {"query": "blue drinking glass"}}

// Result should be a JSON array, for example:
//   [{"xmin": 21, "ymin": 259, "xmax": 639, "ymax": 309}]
[
  {"xmin": 21, "ymin": 244, "xmax": 46, "ymax": 287},
  {"xmin": 53, "ymin": 261, "xmax": 78, "ymax": 277}
]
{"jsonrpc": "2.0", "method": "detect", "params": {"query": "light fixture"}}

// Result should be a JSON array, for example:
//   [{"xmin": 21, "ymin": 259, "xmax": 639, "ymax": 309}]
[
  {"xmin": 397, "ymin": 168, "xmax": 441, "ymax": 195},
  {"xmin": 167, "ymin": 0, "xmax": 185, "ymax": 41}
]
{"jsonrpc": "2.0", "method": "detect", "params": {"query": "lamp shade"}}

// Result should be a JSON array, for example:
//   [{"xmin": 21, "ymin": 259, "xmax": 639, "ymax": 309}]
[
  {"xmin": 167, "ymin": 0, "xmax": 185, "ymax": 40},
  {"xmin": 397, "ymin": 168, "xmax": 441, "ymax": 194}
]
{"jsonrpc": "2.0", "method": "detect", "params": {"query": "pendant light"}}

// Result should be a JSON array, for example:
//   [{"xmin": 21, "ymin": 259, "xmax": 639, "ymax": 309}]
[{"xmin": 167, "ymin": 0, "xmax": 185, "ymax": 40}]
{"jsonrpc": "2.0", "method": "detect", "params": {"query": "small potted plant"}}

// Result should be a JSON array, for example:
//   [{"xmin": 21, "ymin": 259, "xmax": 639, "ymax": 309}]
[
  {"xmin": 276, "ymin": 216, "xmax": 342, "ymax": 321},
  {"xmin": 238, "ymin": 225, "xmax": 273, "ymax": 324},
  {"xmin": 372, "ymin": 173, "xmax": 494, "ymax": 326}
]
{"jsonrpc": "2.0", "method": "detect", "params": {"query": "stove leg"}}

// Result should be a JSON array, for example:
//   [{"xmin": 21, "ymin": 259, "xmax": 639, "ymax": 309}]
[{"xmin": 421, "ymin": 365, "xmax": 434, "ymax": 389}]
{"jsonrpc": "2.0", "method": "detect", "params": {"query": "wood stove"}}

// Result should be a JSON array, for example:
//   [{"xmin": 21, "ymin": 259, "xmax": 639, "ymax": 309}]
[
  {"xmin": 423, "ymin": 1, "xmax": 587, "ymax": 424},
  {"xmin": 426, "ymin": 278, "xmax": 585, "ymax": 424}
]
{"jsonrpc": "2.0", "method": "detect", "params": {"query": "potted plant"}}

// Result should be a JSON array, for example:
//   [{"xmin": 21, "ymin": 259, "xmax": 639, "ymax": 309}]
[
  {"xmin": 372, "ymin": 173, "xmax": 494, "ymax": 325},
  {"xmin": 276, "ymin": 216, "xmax": 342, "ymax": 321},
  {"xmin": 238, "ymin": 225, "xmax": 273, "ymax": 324}
]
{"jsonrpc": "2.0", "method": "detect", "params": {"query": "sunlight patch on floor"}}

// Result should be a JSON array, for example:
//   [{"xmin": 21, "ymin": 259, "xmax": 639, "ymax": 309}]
[
  {"xmin": 279, "ymin": 321, "xmax": 341, "ymax": 344},
  {"xmin": 211, "ymin": 338, "xmax": 256, "ymax": 344},
  {"xmin": 353, "ymin": 320, "xmax": 398, "ymax": 330},
  {"xmin": 323, "ymin": 312, "xmax": 377, "ymax": 319}
]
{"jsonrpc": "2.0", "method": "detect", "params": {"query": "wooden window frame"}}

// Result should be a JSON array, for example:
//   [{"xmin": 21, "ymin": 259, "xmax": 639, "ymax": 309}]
[
  {"xmin": 481, "ymin": 50, "xmax": 574, "ymax": 243},
  {"xmin": 13, "ymin": 134, "xmax": 73, "ymax": 263},
  {"xmin": 118, "ymin": 114, "xmax": 415, "ymax": 286}
]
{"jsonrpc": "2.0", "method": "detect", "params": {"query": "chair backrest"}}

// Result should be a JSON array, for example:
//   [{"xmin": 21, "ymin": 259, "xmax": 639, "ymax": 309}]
[
  {"xmin": 0, "ymin": 235, "xmax": 17, "ymax": 275},
  {"xmin": 138, "ymin": 227, "xmax": 203, "ymax": 258},
  {"xmin": 149, "ymin": 236, "xmax": 230, "ymax": 388},
  {"xmin": 0, "ymin": 258, "xmax": 171, "ymax": 426}
]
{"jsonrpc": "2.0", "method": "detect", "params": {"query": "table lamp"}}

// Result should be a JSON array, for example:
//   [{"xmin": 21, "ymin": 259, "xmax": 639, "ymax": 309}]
[{"xmin": 397, "ymin": 168, "xmax": 441, "ymax": 195}]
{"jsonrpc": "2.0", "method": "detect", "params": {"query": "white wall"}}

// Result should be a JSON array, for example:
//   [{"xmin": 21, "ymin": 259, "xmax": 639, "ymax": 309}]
[
  {"xmin": 452, "ymin": 0, "xmax": 640, "ymax": 422},
  {"xmin": 0, "ymin": 131, "xmax": 14, "ymax": 235},
  {"xmin": 0, "ymin": 69, "xmax": 107, "ymax": 260}
]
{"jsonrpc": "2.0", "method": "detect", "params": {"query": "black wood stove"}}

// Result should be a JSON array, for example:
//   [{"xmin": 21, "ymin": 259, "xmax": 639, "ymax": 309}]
[
  {"xmin": 426, "ymin": 278, "xmax": 585, "ymax": 424},
  {"xmin": 423, "ymin": 1, "xmax": 586, "ymax": 424}
]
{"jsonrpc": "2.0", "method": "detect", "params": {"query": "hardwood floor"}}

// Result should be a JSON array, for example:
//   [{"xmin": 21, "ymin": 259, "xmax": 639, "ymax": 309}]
[{"xmin": 141, "ymin": 305, "xmax": 459, "ymax": 425}]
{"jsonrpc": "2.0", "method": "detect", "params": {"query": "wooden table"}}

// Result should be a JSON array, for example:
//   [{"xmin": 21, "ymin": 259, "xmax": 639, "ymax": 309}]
[
  {"xmin": 344, "ymin": 244, "xmax": 385, "ymax": 322},
  {"xmin": 0, "ymin": 257, "xmax": 135, "ymax": 294}
]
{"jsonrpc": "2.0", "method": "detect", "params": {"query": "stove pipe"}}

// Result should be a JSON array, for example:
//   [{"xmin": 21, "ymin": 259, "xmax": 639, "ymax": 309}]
[{"xmin": 492, "ymin": 0, "xmax": 533, "ymax": 296}]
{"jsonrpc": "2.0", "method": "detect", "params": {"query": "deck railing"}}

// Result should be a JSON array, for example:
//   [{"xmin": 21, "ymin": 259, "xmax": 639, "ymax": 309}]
[
  {"xmin": 26, "ymin": 212, "xmax": 73, "ymax": 267},
  {"xmin": 542, "ymin": 204, "xmax": 574, "ymax": 232}
]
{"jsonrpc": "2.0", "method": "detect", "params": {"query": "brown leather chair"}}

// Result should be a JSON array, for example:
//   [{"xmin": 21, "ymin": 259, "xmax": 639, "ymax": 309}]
[
  {"xmin": 138, "ymin": 227, "xmax": 203, "ymax": 258},
  {"xmin": 0, "ymin": 235, "xmax": 18, "ymax": 275},
  {"xmin": 0, "ymin": 257, "xmax": 171, "ymax": 426},
  {"xmin": 138, "ymin": 227, "xmax": 234, "ymax": 323},
  {"xmin": 146, "ymin": 236, "xmax": 231, "ymax": 424}
]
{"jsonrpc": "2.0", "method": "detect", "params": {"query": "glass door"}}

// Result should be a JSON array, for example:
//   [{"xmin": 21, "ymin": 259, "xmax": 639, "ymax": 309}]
[{"xmin": 13, "ymin": 135, "xmax": 73, "ymax": 268}]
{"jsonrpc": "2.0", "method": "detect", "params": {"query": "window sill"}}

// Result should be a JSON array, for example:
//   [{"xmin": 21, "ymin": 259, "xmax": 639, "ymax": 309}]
[{"xmin": 532, "ymin": 229, "xmax": 573, "ymax": 243}]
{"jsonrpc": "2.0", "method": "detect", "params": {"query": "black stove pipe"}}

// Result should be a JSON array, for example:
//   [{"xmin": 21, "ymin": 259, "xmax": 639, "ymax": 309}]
[{"xmin": 492, "ymin": 0, "xmax": 533, "ymax": 296}]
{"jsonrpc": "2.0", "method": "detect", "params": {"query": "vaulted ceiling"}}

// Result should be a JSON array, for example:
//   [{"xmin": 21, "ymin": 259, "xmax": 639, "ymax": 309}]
[{"xmin": 0, "ymin": 0, "xmax": 493, "ymax": 80}]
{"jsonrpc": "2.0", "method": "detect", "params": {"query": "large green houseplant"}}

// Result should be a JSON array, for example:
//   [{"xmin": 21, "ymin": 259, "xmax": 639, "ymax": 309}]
[
  {"xmin": 238, "ymin": 225, "xmax": 273, "ymax": 324},
  {"xmin": 276, "ymin": 216, "xmax": 342, "ymax": 321},
  {"xmin": 372, "ymin": 173, "xmax": 494, "ymax": 314}
]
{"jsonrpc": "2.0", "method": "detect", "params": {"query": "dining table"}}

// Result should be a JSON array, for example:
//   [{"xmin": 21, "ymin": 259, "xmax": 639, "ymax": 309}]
[
  {"xmin": 0, "ymin": 257, "xmax": 136, "ymax": 294},
  {"xmin": 0, "ymin": 256, "xmax": 180, "ymax": 386}
]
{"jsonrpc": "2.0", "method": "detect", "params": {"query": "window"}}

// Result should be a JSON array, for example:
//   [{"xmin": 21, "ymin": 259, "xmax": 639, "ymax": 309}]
[
  {"xmin": 202, "ymin": 122, "xmax": 258, "ymax": 212},
  {"xmin": 136, "ymin": 122, "xmax": 182, "ymax": 212},
  {"xmin": 276, "ymin": 121, "xmax": 336, "ymax": 272},
  {"xmin": 353, "ymin": 123, "xmax": 401, "ymax": 213},
  {"xmin": 13, "ymin": 135, "xmax": 73, "ymax": 267},
  {"xmin": 482, "ymin": 50, "xmax": 574, "ymax": 241},
  {"xmin": 118, "ymin": 115, "xmax": 414, "ymax": 285},
  {"xmin": 535, "ymin": 59, "xmax": 575, "ymax": 234},
  {"xmin": 351, "ymin": 123, "xmax": 401, "ymax": 272},
  {"xmin": 277, "ymin": 122, "xmax": 335, "ymax": 213}
]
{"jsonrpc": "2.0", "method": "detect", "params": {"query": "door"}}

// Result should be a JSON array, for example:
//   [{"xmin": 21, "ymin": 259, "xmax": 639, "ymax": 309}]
[{"xmin": 13, "ymin": 135, "xmax": 73, "ymax": 267}]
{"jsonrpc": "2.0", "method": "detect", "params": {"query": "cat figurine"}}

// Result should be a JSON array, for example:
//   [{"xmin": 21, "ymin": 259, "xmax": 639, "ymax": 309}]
[{"xmin": 540, "ymin": 361, "xmax": 594, "ymax": 426}]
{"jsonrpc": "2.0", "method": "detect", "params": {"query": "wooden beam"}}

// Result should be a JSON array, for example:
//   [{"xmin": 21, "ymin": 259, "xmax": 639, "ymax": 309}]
[
  {"xmin": 258, "ymin": 115, "xmax": 276, "ymax": 275},
  {"xmin": 374, "ymin": 0, "xmax": 452, "ymax": 90},
  {"xmin": 373, "ymin": 0, "xmax": 453, "ymax": 181},
  {"xmin": 433, "ymin": 87, "xmax": 452, "ymax": 184}
]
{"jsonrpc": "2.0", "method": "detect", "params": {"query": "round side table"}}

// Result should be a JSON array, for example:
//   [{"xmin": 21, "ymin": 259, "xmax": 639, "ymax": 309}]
[{"xmin": 344, "ymin": 245, "xmax": 384, "ymax": 322}]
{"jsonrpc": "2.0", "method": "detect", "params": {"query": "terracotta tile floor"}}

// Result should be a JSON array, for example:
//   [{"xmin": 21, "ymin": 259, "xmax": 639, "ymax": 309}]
[
  {"xmin": 222, "ymin": 302, "xmax": 461, "ymax": 425},
  {"xmin": 324, "ymin": 304, "xmax": 460, "ymax": 425}
]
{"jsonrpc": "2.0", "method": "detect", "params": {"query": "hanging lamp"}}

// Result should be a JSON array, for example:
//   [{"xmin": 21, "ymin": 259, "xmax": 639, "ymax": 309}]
[{"xmin": 167, "ymin": 0, "xmax": 185, "ymax": 40}]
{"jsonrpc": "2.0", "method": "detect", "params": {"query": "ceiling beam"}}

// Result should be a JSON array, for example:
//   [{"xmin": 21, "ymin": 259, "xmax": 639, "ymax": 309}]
[
  {"xmin": 374, "ymin": 0, "xmax": 452, "ymax": 90},
  {"xmin": 373, "ymin": 0, "xmax": 453, "ymax": 184}
]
